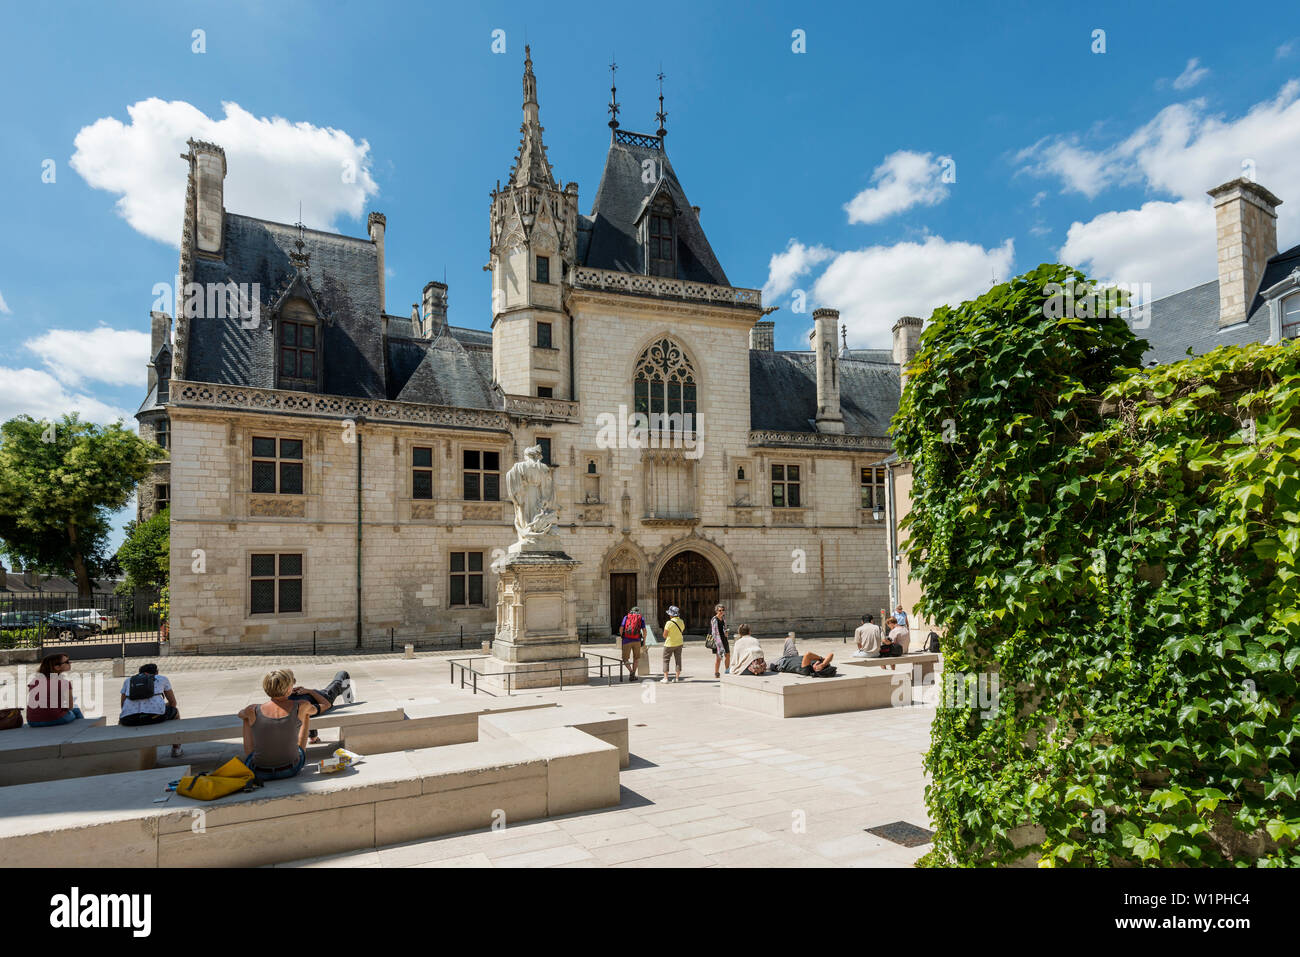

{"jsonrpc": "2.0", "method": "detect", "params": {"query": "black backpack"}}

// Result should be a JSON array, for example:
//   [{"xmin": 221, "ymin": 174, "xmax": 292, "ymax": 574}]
[
  {"xmin": 127, "ymin": 673, "xmax": 157, "ymax": 700},
  {"xmin": 925, "ymin": 631, "xmax": 941, "ymax": 654}
]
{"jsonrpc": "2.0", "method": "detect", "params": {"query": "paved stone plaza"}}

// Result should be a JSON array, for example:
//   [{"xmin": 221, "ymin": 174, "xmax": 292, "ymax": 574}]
[{"xmin": 48, "ymin": 635, "xmax": 936, "ymax": 867}]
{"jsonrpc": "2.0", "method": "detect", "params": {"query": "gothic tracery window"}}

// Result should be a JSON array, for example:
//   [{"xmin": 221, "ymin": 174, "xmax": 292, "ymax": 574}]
[{"xmin": 633, "ymin": 338, "xmax": 697, "ymax": 426}]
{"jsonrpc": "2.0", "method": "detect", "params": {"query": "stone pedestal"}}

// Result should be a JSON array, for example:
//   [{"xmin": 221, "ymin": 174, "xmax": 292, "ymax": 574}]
[{"xmin": 484, "ymin": 549, "xmax": 588, "ymax": 691}]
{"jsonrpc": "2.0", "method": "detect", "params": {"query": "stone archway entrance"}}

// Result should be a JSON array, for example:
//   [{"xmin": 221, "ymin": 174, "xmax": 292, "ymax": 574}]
[{"xmin": 656, "ymin": 551, "xmax": 719, "ymax": 636}]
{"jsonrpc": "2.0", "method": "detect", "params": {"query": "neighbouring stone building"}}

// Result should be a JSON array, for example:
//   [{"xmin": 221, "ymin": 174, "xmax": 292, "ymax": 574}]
[{"xmin": 143, "ymin": 48, "xmax": 913, "ymax": 653}]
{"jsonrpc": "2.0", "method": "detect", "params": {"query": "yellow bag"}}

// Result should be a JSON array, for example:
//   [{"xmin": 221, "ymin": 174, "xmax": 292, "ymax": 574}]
[{"xmin": 176, "ymin": 757, "xmax": 255, "ymax": 801}]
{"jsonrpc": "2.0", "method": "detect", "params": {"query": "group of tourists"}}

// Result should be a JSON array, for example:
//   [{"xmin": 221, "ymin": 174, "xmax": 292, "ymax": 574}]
[
  {"xmin": 618, "ymin": 602, "xmax": 914, "ymax": 680},
  {"xmin": 851, "ymin": 608, "xmax": 912, "ymax": 660},
  {"xmin": 14, "ymin": 653, "xmax": 353, "ymax": 782}
]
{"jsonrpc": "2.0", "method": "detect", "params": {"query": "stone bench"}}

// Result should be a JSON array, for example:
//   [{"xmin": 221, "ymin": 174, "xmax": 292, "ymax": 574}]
[
  {"xmin": 0, "ymin": 727, "xmax": 620, "ymax": 867},
  {"xmin": 0, "ymin": 718, "xmax": 111, "ymax": 786},
  {"xmin": 336, "ymin": 695, "xmax": 556, "ymax": 754},
  {"xmin": 478, "ymin": 705, "xmax": 630, "ymax": 768},
  {"xmin": 719, "ymin": 670, "xmax": 912, "ymax": 718},
  {"xmin": 841, "ymin": 651, "xmax": 941, "ymax": 679},
  {"xmin": 0, "ymin": 702, "xmax": 404, "ymax": 786}
]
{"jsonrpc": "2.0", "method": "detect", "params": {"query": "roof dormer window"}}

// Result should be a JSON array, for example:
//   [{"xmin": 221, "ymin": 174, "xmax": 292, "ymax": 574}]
[
  {"xmin": 648, "ymin": 208, "xmax": 675, "ymax": 278},
  {"xmin": 276, "ymin": 297, "xmax": 321, "ymax": 392}
]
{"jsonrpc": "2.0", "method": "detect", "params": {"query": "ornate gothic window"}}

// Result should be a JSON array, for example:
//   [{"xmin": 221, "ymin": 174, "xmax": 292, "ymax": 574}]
[{"xmin": 633, "ymin": 338, "xmax": 697, "ymax": 427}]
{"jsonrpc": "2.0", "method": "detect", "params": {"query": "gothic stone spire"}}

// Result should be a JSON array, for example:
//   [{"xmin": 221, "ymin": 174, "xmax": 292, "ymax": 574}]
[{"xmin": 509, "ymin": 44, "xmax": 556, "ymax": 189}]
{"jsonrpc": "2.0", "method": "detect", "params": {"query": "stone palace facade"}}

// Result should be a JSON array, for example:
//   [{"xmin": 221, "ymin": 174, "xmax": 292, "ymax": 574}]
[{"xmin": 141, "ymin": 49, "xmax": 915, "ymax": 653}]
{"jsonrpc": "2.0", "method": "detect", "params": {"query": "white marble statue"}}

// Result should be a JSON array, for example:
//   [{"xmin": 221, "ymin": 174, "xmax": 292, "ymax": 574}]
[{"xmin": 505, "ymin": 445, "xmax": 559, "ymax": 549}]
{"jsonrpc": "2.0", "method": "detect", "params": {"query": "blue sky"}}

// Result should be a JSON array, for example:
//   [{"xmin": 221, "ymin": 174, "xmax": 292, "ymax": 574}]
[{"xmin": 2, "ymin": 0, "xmax": 1299, "ymax": 553}]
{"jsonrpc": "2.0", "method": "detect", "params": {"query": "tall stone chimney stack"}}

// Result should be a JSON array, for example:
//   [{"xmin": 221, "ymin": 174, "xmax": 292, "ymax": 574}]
[
  {"xmin": 422, "ymin": 281, "xmax": 449, "ymax": 336},
  {"xmin": 188, "ymin": 140, "xmax": 226, "ymax": 255},
  {"xmin": 750, "ymin": 318, "xmax": 774, "ymax": 351},
  {"xmin": 892, "ymin": 316, "xmax": 923, "ymax": 370},
  {"xmin": 148, "ymin": 311, "xmax": 171, "ymax": 392},
  {"xmin": 810, "ymin": 308, "xmax": 844, "ymax": 434},
  {"xmin": 368, "ymin": 212, "xmax": 387, "ymax": 313},
  {"xmin": 1209, "ymin": 179, "xmax": 1282, "ymax": 328}
]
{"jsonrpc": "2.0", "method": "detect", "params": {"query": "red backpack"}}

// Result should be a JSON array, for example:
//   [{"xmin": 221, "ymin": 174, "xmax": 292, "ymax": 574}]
[{"xmin": 621, "ymin": 613, "xmax": 644, "ymax": 639}]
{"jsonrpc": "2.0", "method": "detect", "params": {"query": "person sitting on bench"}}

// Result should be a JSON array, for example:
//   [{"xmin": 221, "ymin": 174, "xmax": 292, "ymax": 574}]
[
  {"xmin": 26, "ymin": 654, "xmax": 85, "ymax": 727},
  {"xmin": 286, "ymin": 670, "xmax": 354, "ymax": 745},
  {"xmin": 119, "ymin": 663, "xmax": 184, "ymax": 758},
  {"xmin": 238, "ymin": 669, "xmax": 313, "ymax": 781},
  {"xmin": 729, "ymin": 625, "xmax": 763, "ymax": 675}
]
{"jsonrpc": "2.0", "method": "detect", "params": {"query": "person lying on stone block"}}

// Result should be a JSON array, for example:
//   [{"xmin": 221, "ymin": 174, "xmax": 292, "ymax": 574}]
[{"xmin": 285, "ymin": 670, "xmax": 354, "ymax": 745}]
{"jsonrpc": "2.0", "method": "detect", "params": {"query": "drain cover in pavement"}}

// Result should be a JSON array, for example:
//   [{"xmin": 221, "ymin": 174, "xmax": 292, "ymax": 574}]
[{"xmin": 865, "ymin": 821, "xmax": 934, "ymax": 847}]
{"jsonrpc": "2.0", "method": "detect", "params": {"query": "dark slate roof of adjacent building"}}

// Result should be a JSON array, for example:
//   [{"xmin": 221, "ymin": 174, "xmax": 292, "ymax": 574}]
[
  {"xmin": 1140, "ymin": 280, "xmax": 1270, "ymax": 366},
  {"xmin": 394, "ymin": 331, "xmax": 501, "ymax": 410},
  {"xmin": 1250, "ymin": 241, "xmax": 1300, "ymax": 319},
  {"xmin": 583, "ymin": 131, "xmax": 729, "ymax": 286},
  {"xmin": 749, "ymin": 351, "xmax": 900, "ymax": 437},
  {"xmin": 185, "ymin": 213, "xmax": 386, "ymax": 398}
]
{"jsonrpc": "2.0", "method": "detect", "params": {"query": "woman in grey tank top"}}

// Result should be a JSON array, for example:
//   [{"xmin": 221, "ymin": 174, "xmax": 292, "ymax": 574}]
[{"xmin": 238, "ymin": 669, "xmax": 312, "ymax": 780}]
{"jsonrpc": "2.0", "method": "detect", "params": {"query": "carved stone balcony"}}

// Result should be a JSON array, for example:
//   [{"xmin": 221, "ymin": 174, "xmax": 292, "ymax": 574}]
[
  {"xmin": 571, "ymin": 266, "xmax": 762, "ymax": 309},
  {"xmin": 503, "ymin": 393, "xmax": 580, "ymax": 422}
]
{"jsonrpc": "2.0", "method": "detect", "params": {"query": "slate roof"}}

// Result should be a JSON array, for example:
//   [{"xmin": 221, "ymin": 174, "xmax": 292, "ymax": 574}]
[
  {"xmin": 394, "ymin": 331, "xmax": 501, "ymax": 410},
  {"xmin": 583, "ymin": 131, "xmax": 729, "ymax": 286},
  {"xmin": 185, "ymin": 213, "xmax": 387, "ymax": 399},
  {"xmin": 749, "ymin": 351, "xmax": 900, "ymax": 437},
  {"xmin": 1140, "ymin": 280, "xmax": 1269, "ymax": 366}
]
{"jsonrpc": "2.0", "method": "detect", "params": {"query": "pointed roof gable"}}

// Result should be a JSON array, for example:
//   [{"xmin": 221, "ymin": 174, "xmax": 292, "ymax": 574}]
[{"xmin": 583, "ymin": 130, "xmax": 729, "ymax": 286}]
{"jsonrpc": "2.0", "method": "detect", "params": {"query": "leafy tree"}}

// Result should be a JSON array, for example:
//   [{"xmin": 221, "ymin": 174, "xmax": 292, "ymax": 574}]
[
  {"xmin": 896, "ymin": 264, "xmax": 1300, "ymax": 866},
  {"xmin": 0, "ymin": 414, "xmax": 160, "ymax": 598},
  {"xmin": 116, "ymin": 507, "xmax": 169, "ymax": 595}
]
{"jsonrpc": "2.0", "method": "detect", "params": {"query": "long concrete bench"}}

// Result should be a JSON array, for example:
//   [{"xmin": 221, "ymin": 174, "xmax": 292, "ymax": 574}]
[
  {"xmin": 0, "ymin": 718, "xmax": 112, "ymax": 786},
  {"xmin": 0, "ymin": 702, "xmax": 404, "ymax": 786},
  {"xmin": 478, "ymin": 705, "xmax": 630, "ymax": 768},
  {"xmin": 0, "ymin": 727, "xmax": 620, "ymax": 867},
  {"xmin": 719, "ymin": 669, "xmax": 912, "ymax": 718},
  {"xmin": 337, "ymin": 695, "xmax": 556, "ymax": 754},
  {"xmin": 841, "ymin": 651, "xmax": 941, "ymax": 678}
]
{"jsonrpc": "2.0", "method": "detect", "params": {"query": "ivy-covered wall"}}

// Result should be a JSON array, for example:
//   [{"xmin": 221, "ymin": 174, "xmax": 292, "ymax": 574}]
[{"xmin": 894, "ymin": 264, "xmax": 1300, "ymax": 867}]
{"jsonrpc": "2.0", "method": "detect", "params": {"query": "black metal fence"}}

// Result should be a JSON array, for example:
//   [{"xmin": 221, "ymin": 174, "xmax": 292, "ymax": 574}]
[{"xmin": 0, "ymin": 591, "xmax": 164, "ymax": 656}]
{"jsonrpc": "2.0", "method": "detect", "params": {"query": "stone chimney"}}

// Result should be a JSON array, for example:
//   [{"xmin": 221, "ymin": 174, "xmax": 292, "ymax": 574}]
[
  {"xmin": 147, "ymin": 311, "xmax": 171, "ymax": 393},
  {"xmin": 423, "ymin": 281, "xmax": 449, "ymax": 336},
  {"xmin": 892, "ymin": 316, "xmax": 923, "ymax": 367},
  {"xmin": 1209, "ymin": 179, "xmax": 1282, "ymax": 328},
  {"xmin": 410, "ymin": 304, "xmax": 422, "ymax": 338},
  {"xmin": 23, "ymin": 569, "xmax": 40, "ymax": 589},
  {"xmin": 750, "ymin": 319, "xmax": 774, "ymax": 351},
  {"xmin": 188, "ymin": 140, "xmax": 227, "ymax": 255},
  {"xmin": 810, "ymin": 308, "xmax": 844, "ymax": 434},
  {"xmin": 368, "ymin": 212, "xmax": 387, "ymax": 312}
]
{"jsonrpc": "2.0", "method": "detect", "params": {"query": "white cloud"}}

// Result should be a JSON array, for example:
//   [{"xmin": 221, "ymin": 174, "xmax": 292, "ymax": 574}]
[
  {"xmin": 71, "ymin": 98, "xmax": 379, "ymax": 246},
  {"xmin": 25, "ymin": 326, "xmax": 151, "ymax": 389},
  {"xmin": 763, "ymin": 240, "xmax": 834, "ymax": 302},
  {"xmin": 844, "ymin": 150, "xmax": 952, "ymax": 224},
  {"xmin": 811, "ymin": 236, "xmax": 1015, "ymax": 348},
  {"xmin": 1278, "ymin": 40, "xmax": 1296, "ymax": 60},
  {"xmin": 0, "ymin": 289, "xmax": 10, "ymax": 315},
  {"xmin": 1020, "ymin": 81, "xmax": 1300, "ymax": 293},
  {"xmin": 1059, "ymin": 199, "xmax": 1215, "ymax": 299},
  {"xmin": 0, "ymin": 367, "xmax": 131, "ymax": 425},
  {"xmin": 1172, "ymin": 58, "xmax": 1209, "ymax": 91}
]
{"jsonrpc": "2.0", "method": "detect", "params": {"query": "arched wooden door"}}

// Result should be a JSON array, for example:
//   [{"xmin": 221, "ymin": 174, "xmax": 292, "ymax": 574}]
[{"xmin": 656, "ymin": 551, "xmax": 719, "ymax": 635}]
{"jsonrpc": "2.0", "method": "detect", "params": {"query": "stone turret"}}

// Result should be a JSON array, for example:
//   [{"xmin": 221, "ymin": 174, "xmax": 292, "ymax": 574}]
[
  {"xmin": 810, "ymin": 308, "xmax": 844, "ymax": 434},
  {"xmin": 750, "ymin": 318, "xmax": 774, "ymax": 351},
  {"xmin": 189, "ymin": 139, "xmax": 226, "ymax": 255},
  {"xmin": 488, "ymin": 46, "xmax": 576, "ymax": 399},
  {"xmin": 422, "ymin": 281, "xmax": 448, "ymax": 337}
]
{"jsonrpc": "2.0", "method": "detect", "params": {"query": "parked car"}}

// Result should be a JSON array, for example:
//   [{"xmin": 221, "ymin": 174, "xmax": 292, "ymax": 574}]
[
  {"xmin": 43, "ymin": 614, "xmax": 99, "ymax": 643},
  {"xmin": 59, "ymin": 608, "xmax": 119, "ymax": 633},
  {"xmin": 0, "ymin": 611, "xmax": 49, "ymax": 632}
]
